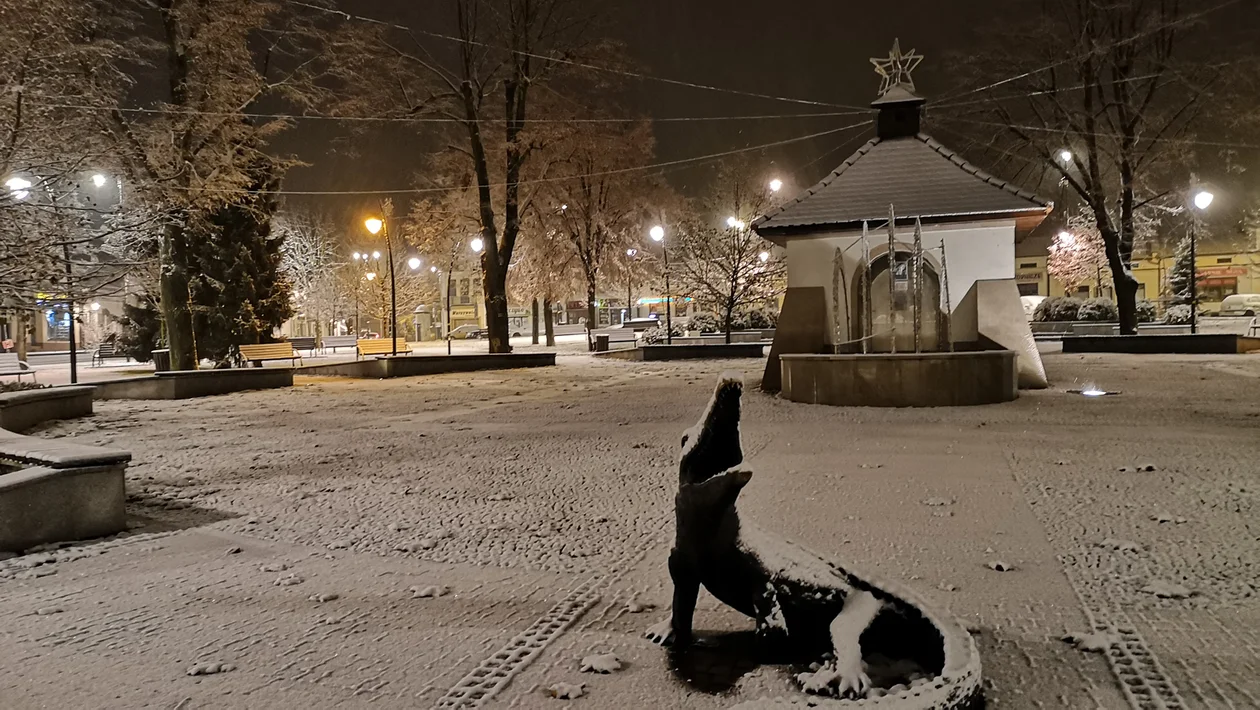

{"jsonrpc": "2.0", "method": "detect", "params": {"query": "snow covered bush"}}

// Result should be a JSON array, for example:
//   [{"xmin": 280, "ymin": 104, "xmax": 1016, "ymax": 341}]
[
  {"xmin": 1135, "ymin": 300, "xmax": 1158, "ymax": 324},
  {"xmin": 686, "ymin": 313, "xmax": 718, "ymax": 334},
  {"xmin": 1162, "ymin": 305, "xmax": 1192, "ymax": 325},
  {"xmin": 642, "ymin": 323, "xmax": 684, "ymax": 345},
  {"xmin": 1033, "ymin": 297, "xmax": 1083, "ymax": 322},
  {"xmin": 0, "ymin": 382, "xmax": 49, "ymax": 394},
  {"xmin": 728, "ymin": 311, "xmax": 752, "ymax": 332},
  {"xmin": 1077, "ymin": 298, "xmax": 1119, "ymax": 322},
  {"xmin": 745, "ymin": 308, "xmax": 778, "ymax": 330}
]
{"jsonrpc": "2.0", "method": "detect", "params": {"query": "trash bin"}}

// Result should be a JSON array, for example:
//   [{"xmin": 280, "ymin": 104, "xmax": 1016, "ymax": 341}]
[
  {"xmin": 151, "ymin": 348, "xmax": 171, "ymax": 372},
  {"xmin": 594, "ymin": 334, "xmax": 610, "ymax": 352}
]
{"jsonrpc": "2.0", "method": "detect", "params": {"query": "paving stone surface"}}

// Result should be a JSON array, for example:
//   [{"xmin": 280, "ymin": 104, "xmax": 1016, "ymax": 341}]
[{"xmin": 3, "ymin": 352, "xmax": 1257, "ymax": 708}]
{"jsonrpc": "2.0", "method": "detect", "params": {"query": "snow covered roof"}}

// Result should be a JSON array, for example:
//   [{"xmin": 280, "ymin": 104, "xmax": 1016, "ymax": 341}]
[{"xmin": 753, "ymin": 134, "xmax": 1052, "ymax": 237}]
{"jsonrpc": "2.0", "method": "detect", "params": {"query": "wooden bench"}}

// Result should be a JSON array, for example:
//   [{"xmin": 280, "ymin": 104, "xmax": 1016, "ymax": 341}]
[
  {"xmin": 321, "ymin": 335, "xmax": 358, "ymax": 353},
  {"xmin": 287, "ymin": 336, "xmax": 317, "ymax": 354},
  {"xmin": 91, "ymin": 340, "xmax": 129, "ymax": 367},
  {"xmin": 357, "ymin": 338, "xmax": 409, "ymax": 358},
  {"xmin": 237, "ymin": 343, "xmax": 302, "ymax": 368},
  {"xmin": 0, "ymin": 353, "xmax": 36, "ymax": 382}
]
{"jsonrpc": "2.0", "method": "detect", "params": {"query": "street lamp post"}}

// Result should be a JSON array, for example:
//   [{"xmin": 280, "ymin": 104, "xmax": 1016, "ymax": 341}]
[
  {"xmin": 365, "ymin": 217, "xmax": 398, "ymax": 355},
  {"xmin": 1189, "ymin": 189, "xmax": 1215, "ymax": 335},
  {"xmin": 650, "ymin": 225, "xmax": 670, "ymax": 344},
  {"xmin": 625, "ymin": 248, "xmax": 637, "ymax": 322}
]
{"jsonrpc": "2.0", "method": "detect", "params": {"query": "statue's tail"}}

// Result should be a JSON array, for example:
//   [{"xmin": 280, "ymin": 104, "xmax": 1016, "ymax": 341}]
[{"xmin": 679, "ymin": 372, "xmax": 744, "ymax": 485}]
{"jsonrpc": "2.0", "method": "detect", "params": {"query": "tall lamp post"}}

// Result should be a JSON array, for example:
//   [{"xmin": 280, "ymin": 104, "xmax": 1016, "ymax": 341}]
[
  {"xmin": 650, "ymin": 225, "xmax": 671, "ymax": 344},
  {"xmin": 625, "ymin": 248, "xmax": 638, "ymax": 322},
  {"xmin": 364, "ymin": 216, "xmax": 397, "ymax": 355},
  {"xmin": 1189, "ymin": 189, "xmax": 1214, "ymax": 335}
]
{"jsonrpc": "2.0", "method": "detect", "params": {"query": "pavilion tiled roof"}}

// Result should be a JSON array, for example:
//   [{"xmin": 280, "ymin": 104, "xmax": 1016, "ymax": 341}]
[{"xmin": 754, "ymin": 133, "xmax": 1051, "ymax": 234}]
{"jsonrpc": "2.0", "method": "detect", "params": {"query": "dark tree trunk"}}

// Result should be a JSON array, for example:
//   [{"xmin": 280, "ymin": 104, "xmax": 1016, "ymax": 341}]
[
  {"xmin": 543, "ymin": 298, "xmax": 555, "ymax": 346},
  {"xmin": 160, "ymin": 221, "xmax": 197, "ymax": 370},
  {"xmin": 585, "ymin": 282, "xmax": 597, "ymax": 352},
  {"xmin": 724, "ymin": 302, "xmax": 734, "ymax": 345},
  {"xmin": 531, "ymin": 298, "xmax": 540, "ymax": 344}
]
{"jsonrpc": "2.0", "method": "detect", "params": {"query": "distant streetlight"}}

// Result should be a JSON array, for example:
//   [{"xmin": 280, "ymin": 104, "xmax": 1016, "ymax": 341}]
[
  {"xmin": 726, "ymin": 217, "xmax": 746, "ymax": 230},
  {"xmin": 1057, "ymin": 231, "xmax": 1077, "ymax": 248},
  {"xmin": 5, "ymin": 176, "xmax": 31, "ymax": 200},
  {"xmin": 769, "ymin": 178, "xmax": 783, "ymax": 193},
  {"xmin": 1188, "ymin": 188, "xmax": 1215, "ymax": 334},
  {"xmin": 648, "ymin": 225, "xmax": 672, "ymax": 343},
  {"xmin": 365, "ymin": 214, "xmax": 399, "ymax": 354},
  {"xmin": 90, "ymin": 302, "xmax": 101, "ymax": 311},
  {"xmin": 430, "ymin": 265, "xmax": 437, "ymax": 273},
  {"xmin": 366, "ymin": 272, "xmax": 377, "ymax": 281},
  {"xmin": 407, "ymin": 257, "xmax": 422, "ymax": 271},
  {"xmin": 92, "ymin": 174, "xmax": 107, "ymax": 188},
  {"xmin": 352, "ymin": 251, "xmax": 361, "ymax": 260},
  {"xmin": 759, "ymin": 251, "xmax": 770, "ymax": 263},
  {"xmin": 1059, "ymin": 149, "xmax": 1073, "ymax": 163},
  {"xmin": 470, "ymin": 237, "xmax": 484, "ymax": 253}
]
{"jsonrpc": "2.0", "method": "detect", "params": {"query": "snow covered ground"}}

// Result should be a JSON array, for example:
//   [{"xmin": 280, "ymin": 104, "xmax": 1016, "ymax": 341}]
[{"xmin": 3, "ymin": 352, "xmax": 1258, "ymax": 709}]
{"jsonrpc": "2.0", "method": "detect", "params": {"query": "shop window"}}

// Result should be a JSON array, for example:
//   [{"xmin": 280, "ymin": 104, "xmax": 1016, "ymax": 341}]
[
  {"xmin": 1019, "ymin": 262, "xmax": 1038, "ymax": 269},
  {"xmin": 1017, "ymin": 283, "xmax": 1040, "ymax": 296},
  {"xmin": 1216, "ymin": 257, "xmax": 1233, "ymax": 264}
]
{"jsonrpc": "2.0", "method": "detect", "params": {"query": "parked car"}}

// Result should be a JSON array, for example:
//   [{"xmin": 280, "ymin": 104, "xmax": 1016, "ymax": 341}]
[
  {"xmin": 448, "ymin": 324, "xmax": 485, "ymax": 339},
  {"xmin": 1020, "ymin": 295, "xmax": 1046, "ymax": 321},
  {"xmin": 1219, "ymin": 294, "xmax": 1260, "ymax": 317}
]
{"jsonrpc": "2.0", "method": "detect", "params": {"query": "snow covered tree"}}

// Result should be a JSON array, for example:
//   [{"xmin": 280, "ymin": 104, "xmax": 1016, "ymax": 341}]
[
  {"xmin": 99, "ymin": 0, "xmax": 345, "ymax": 370},
  {"xmin": 186, "ymin": 162, "xmax": 293, "ymax": 366},
  {"xmin": 541, "ymin": 120, "xmax": 660, "ymax": 350},
  {"xmin": 676, "ymin": 161, "xmax": 786, "ymax": 343},
  {"xmin": 339, "ymin": 0, "xmax": 616, "ymax": 354},
  {"xmin": 1048, "ymin": 211, "xmax": 1109, "ymax": 295},
  {"xmin": 277, "ymin": 208, "xmax": 344, "ymax": 339},
  {"xmin": 1167, "ymin": 234, "xmax": 1195, "ymax": 307},
  {"xmin": 949, "ymin": 1, "xmax": 1251, "ymax": 334}
]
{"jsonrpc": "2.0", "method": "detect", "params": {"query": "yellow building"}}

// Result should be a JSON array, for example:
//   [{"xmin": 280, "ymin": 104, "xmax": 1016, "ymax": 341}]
[{"xmin": 1014, "ymin": 249, "xmax": 1260, "ymax": 313}]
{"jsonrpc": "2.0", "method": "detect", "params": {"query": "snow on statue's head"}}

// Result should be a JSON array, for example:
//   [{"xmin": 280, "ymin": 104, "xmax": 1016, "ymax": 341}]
[{"xmin": 679, "ymin": 372, "xmax": 744, "ymax": 486}]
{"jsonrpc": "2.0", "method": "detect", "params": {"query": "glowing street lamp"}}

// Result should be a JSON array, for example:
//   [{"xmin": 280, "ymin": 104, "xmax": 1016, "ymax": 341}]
[
  {"xmin": 759, "ymin": 251, "xmax": 770, "ymax": 263},
  {"xmin": 92, "ymin": 174, "xmax": 108, "ymax": 188},
  {"xmin": 769, "ymin": 178, "xmax": 783, "ymax": 193},
  {"xmin": 648, "ymin": 225, "xmax": 671, "ymax": 343},
  {"xmin": 352, "ymin": 251, "xmax": 361, "ymax": 260},
  {"xmin": 365, "ymin": 272, "xmax": 377, "ymax": 281},
  {"xmin": 407, "ymin": 257, "xmax": 422, "ymax": 271},
  {"xmin": 1059, "ymin": 149, "xmax": 1073, "ymax": 163},
  {"xmin": 1188, "ymin": 188, "xmax": 1216, "ymax": 334},
  {"xmin": 726, "ymin": 217, "xmax": 746, "ymax": 230},
  {"xmin": 5, "ymin": 176, "xmax": 31, "ymax": 200},
  {"xmin": 470, "ymin": 237, "xmax": 484, "ymax": 253},
  {"xmin": 364, "ymin": 215, "xmax": 400, "ymax": 354}
]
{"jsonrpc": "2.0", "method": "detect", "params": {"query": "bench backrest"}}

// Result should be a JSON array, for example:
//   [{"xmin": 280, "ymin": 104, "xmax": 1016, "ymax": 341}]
[
  {"xmin": 357, "ymin": 338, "xmax": 408, "ymax": 355},
  {"xmin": 238, "ymin": 343, "xmax": 296, "ymax": 360},
  {"xmin": 322, "ymin": 335, "xmax": 357, "ymax": 347},
  {"xmin": 288, "ymin": 336, "xmax": 317, "ymax": 348},
  {"xmin": 0, "ymin": 353, "xmax": 20, "ymax": 368},
  {"xmin": 96, "ymin": 341, "xmax": 118, "ymax": 355}
]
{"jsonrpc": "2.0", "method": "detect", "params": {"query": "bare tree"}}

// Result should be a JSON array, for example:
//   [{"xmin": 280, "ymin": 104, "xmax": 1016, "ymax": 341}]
[
  {"xmin": 338, "ymin": 0, "xmax": 606, "ymax": 353},
  {"xmin": 277, "ymin": 208, "xmax": 343, "ymax": 338},
  {"xmin": 542, "ymin": 120, "xmax": 658, "ymax": 349},
  {"xmin": 676, "ymin": 161, "xmax": 785, "ymax": 343},
  {"xmin": 940, "ymin": 1, "xmax": 1250, "ymax": 333}
]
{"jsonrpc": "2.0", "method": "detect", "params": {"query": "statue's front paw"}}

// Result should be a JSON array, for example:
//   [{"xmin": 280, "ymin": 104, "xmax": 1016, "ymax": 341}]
[
  {"xmin": 834, "ymin": 653, "xmax": 871, "ymax": 699},
  {"xmin": 644, "ymin": 617, "xmax": 676, "ymax": 646}
]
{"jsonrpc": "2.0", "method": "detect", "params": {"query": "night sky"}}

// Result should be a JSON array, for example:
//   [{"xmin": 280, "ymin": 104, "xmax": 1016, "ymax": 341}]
[{"xmin": 277, "ymin": 0, "xmax": 1258, "ymax": 223}]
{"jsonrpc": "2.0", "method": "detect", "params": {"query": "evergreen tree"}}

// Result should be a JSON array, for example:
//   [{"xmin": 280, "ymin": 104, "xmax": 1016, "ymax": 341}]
[
  {"xmin": 1167, "ymin": 233, "xmax": 1195, "ymax": 306},
  {"xmin": 187, "ymin": 162, "xmax": 294, "ymax": 366}
]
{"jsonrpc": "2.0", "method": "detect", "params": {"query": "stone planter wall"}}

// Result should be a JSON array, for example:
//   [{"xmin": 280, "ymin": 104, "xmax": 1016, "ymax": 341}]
[
  {"xmin": 299, "ymin": 352, "xmax": 556, "ymax": 379},
  {"xmin": 0, "ymin": 387, "xmax": 131, "ymax": 553},
  {"xmin": 93, "ymin": 368, "xmax": 293, "ymax": 400},
  {"xmin": 597, "ymin": 344, "xmax": 768, "ymax": 361}
]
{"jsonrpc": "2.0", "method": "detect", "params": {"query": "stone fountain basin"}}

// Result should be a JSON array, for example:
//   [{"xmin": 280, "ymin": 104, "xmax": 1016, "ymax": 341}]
[{"xmin": 779, "ymin": 351, "xmax": 1017, "ymax": 408}]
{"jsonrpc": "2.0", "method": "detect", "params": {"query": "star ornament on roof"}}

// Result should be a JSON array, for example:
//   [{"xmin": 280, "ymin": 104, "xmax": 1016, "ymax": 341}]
[{"xmin": 870, "ymin": 39, "xmax": 924, "ymax": 95}]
